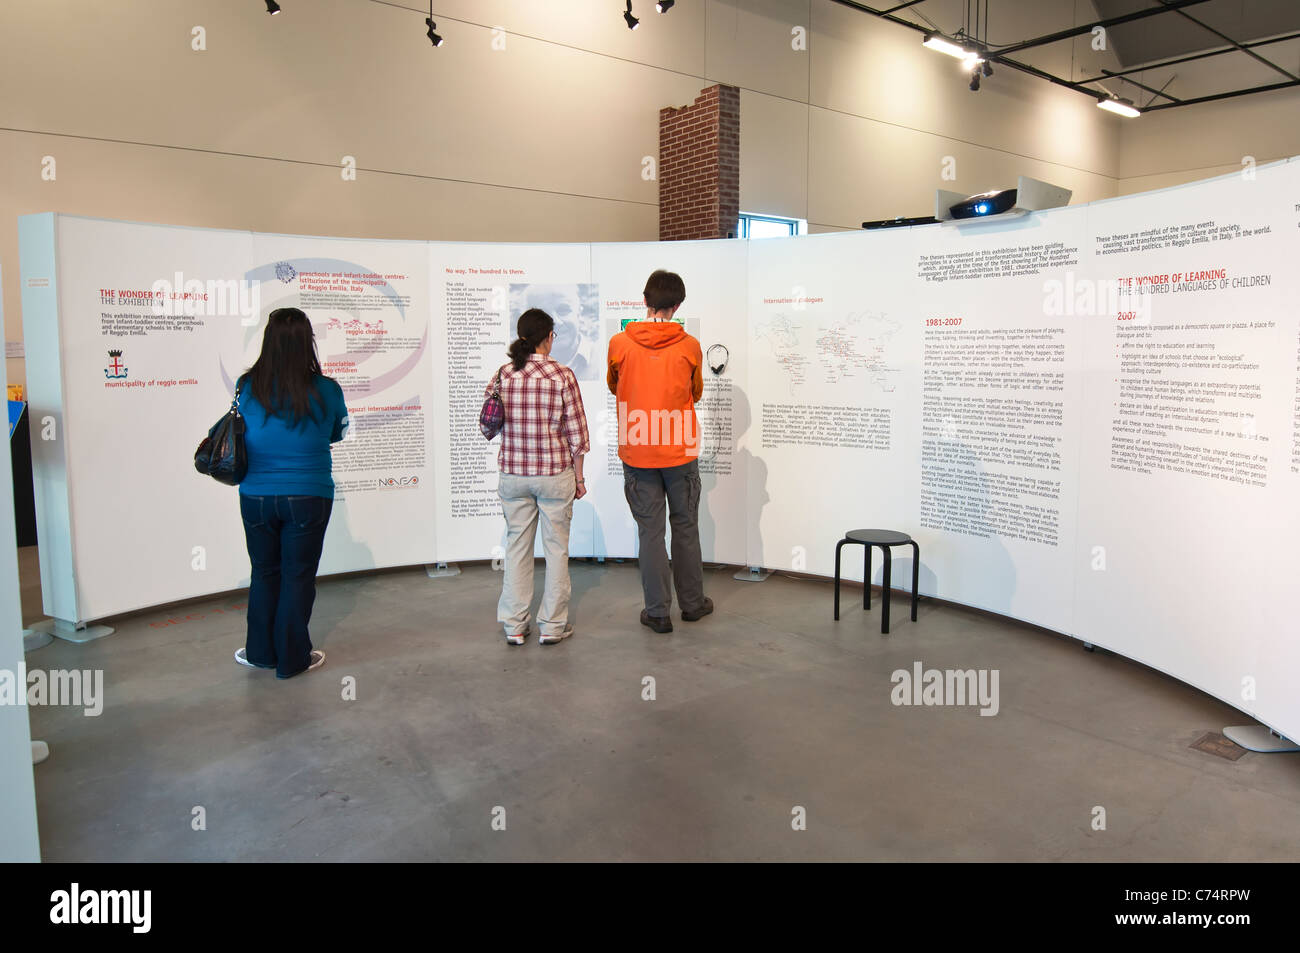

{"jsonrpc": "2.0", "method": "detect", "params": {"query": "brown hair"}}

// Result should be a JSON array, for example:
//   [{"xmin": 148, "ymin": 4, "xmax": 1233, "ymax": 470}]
[{"xmin": 644, "ymin": 270, "xmax": 686, "ymax": 312}]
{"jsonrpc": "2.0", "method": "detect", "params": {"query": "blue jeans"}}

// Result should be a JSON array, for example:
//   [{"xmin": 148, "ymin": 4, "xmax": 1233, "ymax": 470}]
[{"xmin": 240, "ymin": 494, "xmax": 333, "ymax": 678}]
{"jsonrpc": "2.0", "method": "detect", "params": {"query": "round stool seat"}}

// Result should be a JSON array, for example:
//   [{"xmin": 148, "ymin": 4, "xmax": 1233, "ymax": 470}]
[
  {"xmin": 834, "ymin": 529, "xmax": 920, "ymax": 633},
  {"xmin": 845, "ymin": 529, "xmax": 912, "ymax": 546}
]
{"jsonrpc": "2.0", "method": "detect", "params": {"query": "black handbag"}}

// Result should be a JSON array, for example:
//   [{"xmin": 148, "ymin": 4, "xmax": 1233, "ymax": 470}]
[{"xmin": 194, "ymin": 385, "xmax": 248, "ymax": 485}]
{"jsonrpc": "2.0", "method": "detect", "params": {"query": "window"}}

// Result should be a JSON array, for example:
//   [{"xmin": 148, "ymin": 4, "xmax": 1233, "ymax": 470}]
[{"xmin": 736, "ymin": 212, "xmax": 806, "ymax": 239}]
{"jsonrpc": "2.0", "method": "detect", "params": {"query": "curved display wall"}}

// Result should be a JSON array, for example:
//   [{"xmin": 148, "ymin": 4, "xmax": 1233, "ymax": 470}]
[{"xmin": 17, "ymin": 157, "xmax": 1300, "ymax": 742}]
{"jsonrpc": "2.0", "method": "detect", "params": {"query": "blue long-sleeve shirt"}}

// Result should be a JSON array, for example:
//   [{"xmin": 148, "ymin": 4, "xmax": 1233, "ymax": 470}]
[{"xmin": 237, "ymin": 375, "xmax": 349, "ymax": 499}]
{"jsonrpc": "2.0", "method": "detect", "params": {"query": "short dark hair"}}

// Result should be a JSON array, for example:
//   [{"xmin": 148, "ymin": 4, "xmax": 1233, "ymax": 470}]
[{"xmin": 644, "ymin": 270, "xmax": 686, "ymax": 312}]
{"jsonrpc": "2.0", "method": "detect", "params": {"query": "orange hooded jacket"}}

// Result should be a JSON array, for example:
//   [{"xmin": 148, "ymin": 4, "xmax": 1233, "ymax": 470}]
[{"xmin": 606, "ymin": 321, "xmax": 704, "ymax": 468}]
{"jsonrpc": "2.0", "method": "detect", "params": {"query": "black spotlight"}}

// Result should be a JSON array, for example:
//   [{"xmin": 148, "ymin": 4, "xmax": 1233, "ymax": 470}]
[
  {"xmin": 265, "ymin": 0, "xmax": 281, "ymax": 13},
  {"xmin": 969, "ymin": 69, "xmax": 981, "ymax": 91},
  {"xmin": 656, "ymin": 0, "xmax": 675, "ymax": 11},
  {"xmin": 624, "ymin": 1, "xmax": 640, "ymax": 29},
  {"xmin": 982, "ymin": 59, "xmax": 993, "ymax": 77},
  {"xmin": 425, "ymin": 17, "xmax": 443, "ymax": 47}
]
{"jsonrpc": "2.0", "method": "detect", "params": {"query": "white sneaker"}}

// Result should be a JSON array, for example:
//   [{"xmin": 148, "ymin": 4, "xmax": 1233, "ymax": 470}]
[
  {"xmin": 234, "ymin": 647, "xmax": 273, "ymax": 670},
  {"xmin": 539, "ymin": 625, "xmax": 573, "ymax": 645},
  {"xmin": 274, "ymin": 650, "xmax": 326, "ymax": 679},
  {"xmin": 505, "ymin": 628, "xmax": 529, "ymax": 646}
]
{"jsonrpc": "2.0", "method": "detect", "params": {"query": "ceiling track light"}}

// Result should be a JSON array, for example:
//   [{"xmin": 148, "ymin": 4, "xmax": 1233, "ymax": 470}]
[
  {"xmin": 425, "ymin": 1, "xmax": 443, "ymax": 47},
  {"xmin": 927, "ymin": 4, "xmax": 994, "ymax": 92},
  {"xmin": 656, "ymin": 0, "xmax": 675, "ymax": 11},
  {"xmin": 923, "ymin": 34, "xmax": 971, "ymax": 59},
  {"xmin": 624, "ymin": 1, "xmax": 640, "ymax": 30},
  {"xmin": 264, "ymin": 0, "xmax": 281, "ymax": 14},
  {"xmin": 1097, "ymin": 96, "xmax": 1140, "ymax": 118}
]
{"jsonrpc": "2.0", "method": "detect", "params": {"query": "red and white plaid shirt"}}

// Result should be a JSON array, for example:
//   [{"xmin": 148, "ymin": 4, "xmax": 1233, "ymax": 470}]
[{"xmin": 486, "ymin": 354, "xmax": 590, "ymax": 476}]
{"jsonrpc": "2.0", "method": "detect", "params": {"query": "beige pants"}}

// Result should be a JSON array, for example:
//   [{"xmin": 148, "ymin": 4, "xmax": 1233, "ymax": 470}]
[{"xmin": 497, "ymin": 468, "xmax": 576, "ymax": 636}]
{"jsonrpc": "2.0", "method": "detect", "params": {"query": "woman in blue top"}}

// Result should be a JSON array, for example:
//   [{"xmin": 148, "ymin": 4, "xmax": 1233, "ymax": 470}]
[{"xmin": 234, "ymin": 307, "xmax": 349, "ymax": 679}]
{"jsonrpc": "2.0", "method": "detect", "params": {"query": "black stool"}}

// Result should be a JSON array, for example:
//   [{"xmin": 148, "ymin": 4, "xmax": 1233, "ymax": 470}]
[{"xmin": 834, "ymin": 529, "xmax": 919, "ymax": 633}]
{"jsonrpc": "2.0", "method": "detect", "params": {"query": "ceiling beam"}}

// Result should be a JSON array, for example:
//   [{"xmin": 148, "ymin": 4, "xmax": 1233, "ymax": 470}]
[
  {"xmin": 1141, "ymin": 78, "xmax": 1300, "ymax": 111},
  {"xmin": 824, "ymin": 0, "xmax": 1107, "ymax": 103},
  {"xmin": 1158, "ymin": 0, "xmax": 1300, "ymax": 83},
  {"xmin": 825, "ymin": 0, "xmax": 1300, "ymax": 113},
  {"xmin": 877, "ymin": 0, "xmax": 928, "ymax": 14},
  {"xmin": 1075, "ymin": 30, "xmax": 1300, "ymax": 85},
  {"xmin": 988, "ymin": 0, "xmax": 1214, "ymax": 57},
  {"xmin": 1095, "ymin": 68, "xmax": 1183, "ymax": 104}
]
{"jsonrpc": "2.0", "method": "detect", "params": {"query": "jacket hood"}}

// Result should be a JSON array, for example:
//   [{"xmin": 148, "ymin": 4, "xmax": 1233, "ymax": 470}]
[{"xmin": 625, "ymin": 320, "xmax": 687, "ymax": 349}]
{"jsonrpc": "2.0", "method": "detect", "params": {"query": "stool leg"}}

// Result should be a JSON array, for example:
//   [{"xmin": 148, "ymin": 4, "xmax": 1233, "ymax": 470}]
[
  {"xmin": 909, "ymin": 541, "xmax": 919, "ymax": 622},
  {"xmin": 864, "ymin": 544, "xmax": 872, "ymax": 610},
  {"xmin": 881, "ymin": 546, "xmax": 892, "ymax": 634},
  {"xmin": 834, "ymin": 540, "xmax": 845, "ymax": 621}
]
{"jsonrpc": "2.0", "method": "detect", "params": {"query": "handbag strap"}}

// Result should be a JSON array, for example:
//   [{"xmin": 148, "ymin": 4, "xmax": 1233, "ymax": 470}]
[
  {"xmin": 491, "ymin": 366, "xmax": 505, "ymax": 398},
  {"xmin": 229, "ymin": 380, "xmax": 242, "ymax": 415}
]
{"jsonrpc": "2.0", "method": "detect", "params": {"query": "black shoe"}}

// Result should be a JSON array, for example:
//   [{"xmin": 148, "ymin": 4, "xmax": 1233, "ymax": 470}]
[
  {"xmin": 681, "ymin": 597, "xmax": 714, "ymax": 622},
  {"xmin": 640, "ymin": 610, "xmax": 673, "ymax": 633}
]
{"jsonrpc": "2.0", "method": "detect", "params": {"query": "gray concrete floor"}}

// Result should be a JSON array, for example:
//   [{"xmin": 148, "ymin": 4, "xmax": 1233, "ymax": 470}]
[{"xmin": 17, "ymin": 545, "xmax": 1300, "ymax": 861}]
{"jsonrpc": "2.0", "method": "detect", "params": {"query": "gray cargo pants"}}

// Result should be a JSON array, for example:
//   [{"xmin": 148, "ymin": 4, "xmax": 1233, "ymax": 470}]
[{"xmin": 622, "ymin": 459, "xmax": 706, "ymax": 618}]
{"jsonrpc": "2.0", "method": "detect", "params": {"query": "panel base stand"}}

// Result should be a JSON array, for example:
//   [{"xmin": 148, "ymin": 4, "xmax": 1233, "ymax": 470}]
[
  {"xmin": 733, "ymin": 566, "xmax": 771, "ymax": 582},
  {"xmin": 22, "ymin": 628, "xmax": 53, "ymax": 653},
  {"xmin": 29, "ymin": 618, "xmax": 114, "ymax": 644},
  {"xmin": 32, "ymin": 741, "xmax": 49, "ymax": 765},
  {"xmin": 1222, "ymin": 725, "xmax": 1300, "ymax": 753},
  {"xmin": 425, "ymin": 562, "xmax": 461, "ymax": 578}
]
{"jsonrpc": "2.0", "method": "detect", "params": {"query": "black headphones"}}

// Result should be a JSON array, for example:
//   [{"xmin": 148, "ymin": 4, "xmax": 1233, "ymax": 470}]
[{"xmin": 707, "ymin": 344, "xmax": 729, "ymax": 376}]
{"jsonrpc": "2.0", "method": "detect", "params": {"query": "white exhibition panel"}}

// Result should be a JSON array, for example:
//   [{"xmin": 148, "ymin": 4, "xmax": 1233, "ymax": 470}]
[
  {"xmin": 746, "ymin": 228, "xmax": 922, "ymax": 582},
  {"xmin": 16, "ymin": 214, "xmax": 77, "ymax": 625},
  {"xmin": 42, "ymin": 219, "xmax": 256, "ymax": 621},
  {"xmin": 590, "ymin": 238, "xmax": 750, "ymax": 566},
  {"xmin": 748, "ymin": 207, "xmax": 1083, "ymax": 634},
  {"xmin": 0, "ymin": 266, "xmax": 42, "ymax": 862},
  {"xmin": 247, "ymin": 233, "xmax": 438, "ymax": 577},
  {"xmin": 16, "ymin": 157, "xmax": 1300, "ymax": 743},
  {"xmin": 428, "ymin": 241, "xmax": 595, "ymax": 562},
  {"xmin": 901, "ymin": 204, "xmax": 1088, "ymax": 634},
  {"xmin": 1074, "ymin": 160, "xmax": 1300, "ymax": 736}
]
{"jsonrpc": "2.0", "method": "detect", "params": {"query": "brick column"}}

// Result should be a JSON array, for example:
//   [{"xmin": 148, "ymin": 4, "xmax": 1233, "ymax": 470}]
[{"xmin": 658, "ymin": 84, "xmax": 740, "ymax": 241}]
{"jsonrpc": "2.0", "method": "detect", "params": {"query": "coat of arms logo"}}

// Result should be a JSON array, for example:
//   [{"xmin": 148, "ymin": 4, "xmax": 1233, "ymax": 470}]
[{"xmin": 105, "ymin": 349, "xmax": 128, "ymax": 380}]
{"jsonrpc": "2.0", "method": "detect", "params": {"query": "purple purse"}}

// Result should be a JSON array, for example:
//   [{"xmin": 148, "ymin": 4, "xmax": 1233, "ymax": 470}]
[{"xmin": 479, "ymin": 367, "xmax": 505, "ymax": 440}]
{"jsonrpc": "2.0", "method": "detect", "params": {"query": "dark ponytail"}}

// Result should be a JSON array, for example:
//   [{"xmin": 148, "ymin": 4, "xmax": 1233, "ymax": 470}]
[{"xmin": 508, "ymin": 308, "xmax": 555, "ymax": 371}]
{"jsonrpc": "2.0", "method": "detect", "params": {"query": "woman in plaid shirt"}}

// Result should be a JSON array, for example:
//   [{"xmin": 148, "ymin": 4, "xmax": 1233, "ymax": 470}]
[{"xmin": 487, "ymin": 308, "xmax": 591, "ymax": 645}]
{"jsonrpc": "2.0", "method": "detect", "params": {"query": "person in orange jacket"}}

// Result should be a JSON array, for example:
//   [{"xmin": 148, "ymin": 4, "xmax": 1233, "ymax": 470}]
[{"xmin": 607, "ymin": 269, "xmax": 713, "ymax": 633}]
